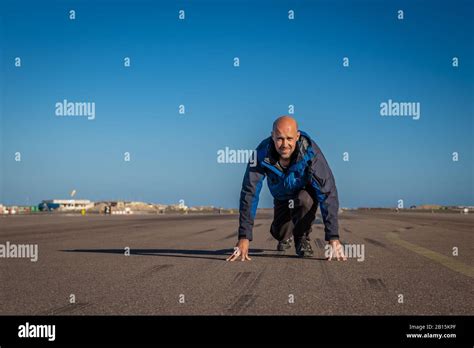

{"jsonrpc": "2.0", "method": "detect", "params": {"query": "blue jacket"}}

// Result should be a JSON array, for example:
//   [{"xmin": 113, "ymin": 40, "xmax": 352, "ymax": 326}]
[{"xmin": 238, "ymin": 131, "xmax": 340, "ymax": 241}]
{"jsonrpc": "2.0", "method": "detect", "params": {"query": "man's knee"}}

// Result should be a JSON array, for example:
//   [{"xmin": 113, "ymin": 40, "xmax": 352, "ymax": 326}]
[
  {"xmin": 296, "ymin": 190, "xmax": 317, "ymax": 211},
  {"xmin": 270, "ymin": 221, "xmax": 292, "ymax": 241},
  {"xmin": 291, "ymin": 190, "xmax": 317, "ymax": 238}
]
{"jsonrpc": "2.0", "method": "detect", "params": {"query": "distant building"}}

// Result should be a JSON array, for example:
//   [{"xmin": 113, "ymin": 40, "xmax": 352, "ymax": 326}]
[
  {"xmin": 40, "ymin": 199, "xmax": 93, "ymax": 211},
  {"xmin": 417, "ymin": 204, "xmax": 442, "ymax": 210}
]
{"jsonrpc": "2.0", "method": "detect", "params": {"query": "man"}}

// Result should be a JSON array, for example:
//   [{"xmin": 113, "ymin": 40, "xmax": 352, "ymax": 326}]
[{"xmin": 227, "ymin": 116, "xmax": 346, "ymax": 261}]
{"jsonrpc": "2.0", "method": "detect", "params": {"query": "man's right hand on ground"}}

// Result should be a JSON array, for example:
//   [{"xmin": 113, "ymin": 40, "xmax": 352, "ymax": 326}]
[
  {"xmin": 226, "ymin": 238, "xmax": 251, "ymax": 262},
  {"xmin": 327, "ymin": 239, "xmax": 347, "ymax": 261}
]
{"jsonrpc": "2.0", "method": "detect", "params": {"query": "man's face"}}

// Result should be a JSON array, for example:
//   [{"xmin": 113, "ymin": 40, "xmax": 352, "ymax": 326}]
[{"xmin": 272, "ymin": 126, "xmax": 300, "ymax": 160}]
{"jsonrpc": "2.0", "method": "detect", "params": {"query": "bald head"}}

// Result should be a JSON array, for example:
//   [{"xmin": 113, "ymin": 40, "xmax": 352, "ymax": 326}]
[
  {"xmin": 272, "ymin": 116, "xmax": 298, "ymax": 133},
  {"xmin": 271, "ymin": 116, "xmax": 300, "ymax": 160}
]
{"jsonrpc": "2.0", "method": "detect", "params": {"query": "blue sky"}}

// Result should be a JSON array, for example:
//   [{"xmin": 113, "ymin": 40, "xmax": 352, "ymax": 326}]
[{"xmin": 1, "ymin": 0, "xmax": 473, "ymax": 208}]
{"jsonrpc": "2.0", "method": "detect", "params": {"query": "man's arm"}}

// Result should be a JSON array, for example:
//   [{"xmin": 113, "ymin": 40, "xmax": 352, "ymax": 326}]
[
  {"xmin": 227, "ymin": 156, "xmax": 266, "ymax": 262},
  {"xmin": 308, "ymin": 142, "xmax": 340, "ymax": 242},
  {"xmin": 237, "ymin": 161, "xmax": 266, "ymax": 241}
]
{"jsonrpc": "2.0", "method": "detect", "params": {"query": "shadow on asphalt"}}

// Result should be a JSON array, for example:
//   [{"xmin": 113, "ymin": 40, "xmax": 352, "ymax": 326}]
[{"xmin": 60, "ymin": 248, "xmax": 327, "ymax": 261}]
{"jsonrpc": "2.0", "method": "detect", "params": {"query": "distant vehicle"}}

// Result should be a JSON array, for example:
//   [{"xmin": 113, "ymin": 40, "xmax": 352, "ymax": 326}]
[{"xmin": 410, "ymin": 205, "xmax": 417, "ymax": 209}]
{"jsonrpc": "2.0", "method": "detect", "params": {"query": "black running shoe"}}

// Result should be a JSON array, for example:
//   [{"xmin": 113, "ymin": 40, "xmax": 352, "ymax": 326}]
[
  {"xmin": 295, "ymin": 237, "xmax": 313, "ymax": 257},
  {"xmin": 277, "ymin": 237, "xmax": 293, "ymax": 251}
]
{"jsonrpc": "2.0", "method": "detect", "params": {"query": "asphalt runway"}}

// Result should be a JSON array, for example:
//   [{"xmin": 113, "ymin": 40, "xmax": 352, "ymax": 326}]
[{"xmin": 1, "ymin": 211, "xmax": 473, "ymax": 315}]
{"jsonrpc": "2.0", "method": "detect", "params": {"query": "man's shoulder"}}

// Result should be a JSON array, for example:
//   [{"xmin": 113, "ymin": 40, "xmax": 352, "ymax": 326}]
[
  {"xmin": 256, "ymin": 136, "xmax": 271, "ymax": 149},
  {"xmin": 299, "ymin": 131, "xmax": 322, "ymax": 154},
  {"xmin": 254, "ymin": 137, "xmax": 272, "ymax": 161}
]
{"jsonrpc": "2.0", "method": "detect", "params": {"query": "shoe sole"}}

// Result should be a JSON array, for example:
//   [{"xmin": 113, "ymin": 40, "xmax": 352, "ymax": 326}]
[
  {"xmin": 277, "ymin": 244, "xmax": 292, "ymax": 251},
  {"xmin": 296, "ymin": 252, "xmax": 313, "ymax": 258}
]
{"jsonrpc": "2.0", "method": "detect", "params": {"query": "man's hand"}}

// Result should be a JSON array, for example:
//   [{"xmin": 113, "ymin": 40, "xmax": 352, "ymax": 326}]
[
  {"xmin": 226, "ymin": 238, "xmax": 251, "ymax": 262},
  {"xmin": 327, "ymin": 239, "xmax": 347, "ymax": 261}
]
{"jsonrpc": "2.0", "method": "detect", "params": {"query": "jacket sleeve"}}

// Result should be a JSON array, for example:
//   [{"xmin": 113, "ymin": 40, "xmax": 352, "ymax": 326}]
[
  {"xmin": 238, "ymin": 158, "xmax": 266, "ymax": 241},
  {"xmin": 308, "ymin": 142, "xmax": 340, "ymax": 241}
]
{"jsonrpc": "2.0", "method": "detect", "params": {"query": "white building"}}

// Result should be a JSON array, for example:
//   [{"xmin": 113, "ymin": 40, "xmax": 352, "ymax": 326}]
[{"xmin": 42, "ymin": 199, "xmax": 94, "ymax": 211}]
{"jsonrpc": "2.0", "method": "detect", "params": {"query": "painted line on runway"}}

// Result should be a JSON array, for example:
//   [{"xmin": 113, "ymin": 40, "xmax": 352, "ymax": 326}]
[{"xmin": 385, "ymin": 231, "xmax": 473, "ymax": 278}]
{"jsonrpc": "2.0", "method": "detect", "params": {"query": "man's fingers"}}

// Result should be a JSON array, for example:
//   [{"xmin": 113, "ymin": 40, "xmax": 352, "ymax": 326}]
[
  {"xmin": 232, "ymin": 250, "xmax": 250, "ymax": 262},
  {"xmin": 226, "ymin": 247, "xmax": 252, "ymax": 262},
  {"xmin": 337, "ymin": 245, "xmax": 347, "ymax": 261},
  {"xmin": 327, "ymin": 243, "xmax": 348, "ymax": 261},
  {"xmin": 226, "ymin": 254, "xmax": 237, "ymax": 262},
  {"xmin": 327, "ymin": 247, "xmax": 334, "ymax": 261},
  {"xmin": 240, "ymin": 251, "xmax": 251, "ymax": 261},
  {"xmin": 335, "ymin": 245, "xmax": 347, "ymax": 261},
  {"xmin": 226, "ymin": 248, "xmax": 241, "ymax": 262}
]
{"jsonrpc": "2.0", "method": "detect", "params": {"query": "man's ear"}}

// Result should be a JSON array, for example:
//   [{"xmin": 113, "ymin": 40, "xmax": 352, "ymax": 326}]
[{"xmin": 296, "ymin": 131, "xmax": 300, "ymax": 140}]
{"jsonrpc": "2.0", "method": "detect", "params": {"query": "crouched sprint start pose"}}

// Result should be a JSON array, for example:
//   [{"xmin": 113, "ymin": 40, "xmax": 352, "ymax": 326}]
[{"xmin": 227, "ymin": 116, "xmax": 347, "ymax": 262}]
